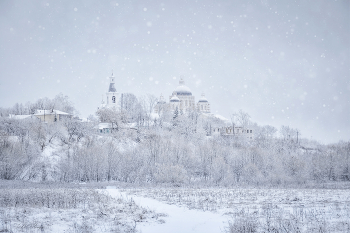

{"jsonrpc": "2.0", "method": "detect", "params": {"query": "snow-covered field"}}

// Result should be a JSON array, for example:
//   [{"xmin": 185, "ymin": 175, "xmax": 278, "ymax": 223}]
[
  {"xmin": 106, "ymin": 187, "xmax": 227, "ymax": 233},
  {"xmin": 1, "ymin": 186, "xmax": 349, "ymax": 232},
  {"xmin": 121, "ymin": 187, "xmax": 350, "ymax": 232},
  {"xmin": 0, "ymin": 188, "xmax": 165, "ymax": 232}
]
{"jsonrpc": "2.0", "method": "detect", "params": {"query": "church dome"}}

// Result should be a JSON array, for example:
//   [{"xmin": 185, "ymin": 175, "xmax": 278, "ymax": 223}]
[
  {"xmin": 174, "ymin": 78, "xmax": 192, "ymax": 95},
  {"xmin": 157, "ymin": 94, "xmax": 166, "ymax": 104},
  {"xmin": 170, "ymin": 95, "xmax": 180, "ymax": 102},
  {"xmin": 198, "ymin": 93, "xmax": 208, "ymax": 102}
]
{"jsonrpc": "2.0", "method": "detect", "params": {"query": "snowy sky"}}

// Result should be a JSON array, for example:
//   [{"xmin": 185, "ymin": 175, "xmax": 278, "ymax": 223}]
[{"xmin": 0, "ymin": 0, "xmax": 349, "ymax": 144}]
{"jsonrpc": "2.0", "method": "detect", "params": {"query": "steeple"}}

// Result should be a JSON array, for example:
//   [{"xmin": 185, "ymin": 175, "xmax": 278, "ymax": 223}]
[{"xmin": 108, "ymin": 72, "xmax": 116, "ymax": 92}]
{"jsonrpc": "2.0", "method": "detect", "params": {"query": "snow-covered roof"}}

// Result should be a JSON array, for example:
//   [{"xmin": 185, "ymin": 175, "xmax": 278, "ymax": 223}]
[
  {"xmin": 96, "ymin": 123, "xmax": 113, "ymax": 129},
  {"xmin": 214, "ymin": 114, "xmax": 230, "ymax": 123},
  {"xmin": 96, "ymin": 122, "xmax": 139, "ymax": 130},
  {"xmin": 34, "ymin": 109, "xmax": 71, "ymax": 115},
  {"xmin": 174, "ymin": 85, "xmax": 192, "ymax": 95},
  {"xmin": 173, "ymin": 78, "xmax": 192, "ymax": 95},
  {"xmin": 9, "ymin": 114, "xmax": 33, "ymax": 120},
  {"xmin": 108, "ymin": 74, "xmax": 117, "ymax": 92},
  {"xmin": 198, "ymin": 93, "xmax": 208, "ymax": 103},
  {"xmin": 108, "ymin": 83, "xmax": 116, "ymax": 92},
  {"xmin": 170, "ymin": 95, "xmax": 180, "ymax": 102}
]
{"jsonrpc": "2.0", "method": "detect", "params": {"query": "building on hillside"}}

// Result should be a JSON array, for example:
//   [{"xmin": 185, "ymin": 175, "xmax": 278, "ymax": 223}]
[
  {"xmin": 34, "ymin": 109, "xmax": 72, "ymax": 123},
  {"xmin": 154, "ymin": 94, "xmax": 169, "ymax": 114},
  {"xmin": 101, "ymin": 72, "xmax": 119, "ymax": 109},
  {"xmin": 97, "ymin": 72, "xmax": 252, "ymax": 139},
  {"xmin": 212, "ymin": 126, "xmax": 254, "ymax": 140},
  {"xmin": 95, "ymin": 122, "xmax": 138, "ymax": 136},
  {"xmin": 197, "ymin": 93, "xmax": 210, "ymax": 113},
  {"xmin": 97, "ymin": 123, "xmax": 116, "ymax": 134},
  {"xmin": 169, "ymin": 78, "xmax": 196, "ymax": 112},
  {"xmin": 155, "ymin": 78, "xmax": 211, "ymax": 114}
]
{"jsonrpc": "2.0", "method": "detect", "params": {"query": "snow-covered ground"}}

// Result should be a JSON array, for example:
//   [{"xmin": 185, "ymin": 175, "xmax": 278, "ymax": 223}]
[
  {"xmin": 1, "ymin": 186, "xmax": 349, "ymax": 232},
  {"xmin": 112, "ymin": 187, "xmax": 350, "ymax": 232},
  {"xmin": 106, "ymin": 187, "xmax": 228, "ymax": 233},
  {"xmin": 0, "ymin": 188, "xmax": 164, "ymax": 232}
]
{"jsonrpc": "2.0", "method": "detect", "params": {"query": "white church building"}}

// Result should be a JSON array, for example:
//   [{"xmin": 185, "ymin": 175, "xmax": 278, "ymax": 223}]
[
  {"xmin": 98, "ymin": 72, "xmax": 252, "ymax": 139},
  {"xmin": 155, "ymin": 78, "xmax": 211, "ymax": 114}
]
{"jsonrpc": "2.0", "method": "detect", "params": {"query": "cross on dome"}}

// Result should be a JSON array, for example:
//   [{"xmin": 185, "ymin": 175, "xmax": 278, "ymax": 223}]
[
  {"xmin": 198, "ymin": 92, "xmax": 208, "ymax": 102},
  {"xmin": 179, "ymin": 78, "xmax": 185, "ymax": 85},
  {"xmin": 174, "ymin": 78, "xmax": 192, "ymax": 95}
]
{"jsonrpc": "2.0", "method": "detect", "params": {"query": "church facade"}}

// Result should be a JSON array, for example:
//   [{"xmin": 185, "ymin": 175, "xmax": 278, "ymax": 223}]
[{"xmin": 155, "ymin": 78, "xmax": 211, "ymax": 114}]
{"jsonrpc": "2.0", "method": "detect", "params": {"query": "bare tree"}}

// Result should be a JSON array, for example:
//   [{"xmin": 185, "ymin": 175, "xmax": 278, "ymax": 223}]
[
  {"xmin": 96, "ymin": 107, "xmax": 124, "ymax": 132},
  {"xmin": 232, "ymin": 109, "xmax": 251, "ymax": 129},
  {"xmin": 140, "ymin": 94, "xmax": 158, "ymax": 128}
]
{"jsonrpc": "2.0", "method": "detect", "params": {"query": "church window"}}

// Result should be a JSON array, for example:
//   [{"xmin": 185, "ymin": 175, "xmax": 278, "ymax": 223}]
[{"xmin": 112, "ymin": 96, "xmax": 116, "ymax": 103}]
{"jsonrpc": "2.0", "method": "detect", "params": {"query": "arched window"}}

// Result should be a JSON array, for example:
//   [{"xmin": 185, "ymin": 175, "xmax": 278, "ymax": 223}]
[{"xmin": 112, "ymin": 96, "xmax": 116, "ymax": 103}]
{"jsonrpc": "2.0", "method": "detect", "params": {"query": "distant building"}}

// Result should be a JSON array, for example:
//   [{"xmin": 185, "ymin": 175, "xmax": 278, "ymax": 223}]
[
  {"xmin": 8, "ymin": 110, "xmax": 71, "ymax": 123},
  {"xmin": 95, "ymin": 122, "xmax": 138, "ymax": 135},
  {"xmin": 98, "ymin": 72, "xmax": 252, "ymax": 140},
  {"xmin": 101, "ymin": 72, "xmax": 119, "ymax": 109},
  {"xmin": 97, "ymin": 123, "xmax": 115, "ymax": 134},
  {"xmin": 154, "ymin": 94, "xmax": 170, "ymax": 114},
  {"xmin": 34, "ymin": 109, "xmax": 72, "ymax": 123},
  {"xmin": 155, "ymin": 78, "xmax": 211, "ymax": 114},
  {"xmin": 197, "ymin": 93, "xmax": 210, "ymax": 113},
  {"xmin": 212, "ymin": 126, "xmax": 254, "ymax": 140}
]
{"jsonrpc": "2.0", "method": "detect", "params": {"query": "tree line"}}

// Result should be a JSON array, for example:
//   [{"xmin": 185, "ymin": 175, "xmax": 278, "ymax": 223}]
[{"xmin": 0, "ymin": 93, "xmax": 349, "ymax": 186}]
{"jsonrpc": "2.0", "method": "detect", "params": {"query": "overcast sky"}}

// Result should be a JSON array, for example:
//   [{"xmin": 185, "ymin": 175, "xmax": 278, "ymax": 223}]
[{"xmin": 0, "ymin": 0, "xmax": 349, "ymax": 144}]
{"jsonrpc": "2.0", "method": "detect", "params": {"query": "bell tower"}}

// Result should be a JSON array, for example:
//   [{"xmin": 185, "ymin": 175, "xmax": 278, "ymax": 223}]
[{"xmin": 106, "ymin": 71, "xmax": 119, "ymax": 109}]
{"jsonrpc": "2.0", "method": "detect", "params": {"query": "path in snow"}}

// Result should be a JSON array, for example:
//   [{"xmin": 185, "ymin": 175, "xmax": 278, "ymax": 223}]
[{"xmin": 106, "ymin": 187, "xmax": 228, "ymax": 233}]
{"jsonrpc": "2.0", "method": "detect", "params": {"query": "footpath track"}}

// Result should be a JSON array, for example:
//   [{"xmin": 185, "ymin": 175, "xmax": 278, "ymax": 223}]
[{"xmin": 105, "ymin": 187, "xmax": 227, "ymax": 233}]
